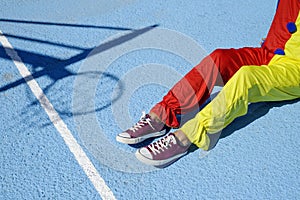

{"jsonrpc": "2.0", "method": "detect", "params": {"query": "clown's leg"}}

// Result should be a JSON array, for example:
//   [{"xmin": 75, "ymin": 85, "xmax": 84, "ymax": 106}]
[
  {"xmin": 150, "ymin": 47, "xmax": 273, "ymax": 128},
  {"xmin": 180, "ymin": 56, "xmax": 300, "ymax": 150}
]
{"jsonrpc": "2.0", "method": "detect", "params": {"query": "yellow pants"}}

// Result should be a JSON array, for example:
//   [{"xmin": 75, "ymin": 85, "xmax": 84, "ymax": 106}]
[{"xmin": 180, "ymin": 55, "xmax": 300, "ymax": 150}]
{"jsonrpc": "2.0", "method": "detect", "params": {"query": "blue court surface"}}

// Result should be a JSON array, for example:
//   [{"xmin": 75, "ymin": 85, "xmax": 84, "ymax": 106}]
[{"xmin": 1, "ymin": 0, "xmax": 300, "ymax": 199}]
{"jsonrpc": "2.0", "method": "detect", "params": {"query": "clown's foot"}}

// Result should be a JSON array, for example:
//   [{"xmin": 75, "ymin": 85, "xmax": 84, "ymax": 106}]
[
  {"xmin": 116, "ymin": 112, "xmax": 169, "ymax": 144},
  {"xmin": 135, "ymin": 132, "xmax": 190, "ymax": 166}
]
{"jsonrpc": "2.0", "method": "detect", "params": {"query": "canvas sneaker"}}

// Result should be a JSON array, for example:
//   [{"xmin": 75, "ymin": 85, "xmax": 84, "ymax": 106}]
[
  {"xmin": 116, "ymin": 112, "xmax": 168, "ymax": 144},
  {"xmin": 135, "ymin": 133, "xmax": 189, "ymax": 166}
]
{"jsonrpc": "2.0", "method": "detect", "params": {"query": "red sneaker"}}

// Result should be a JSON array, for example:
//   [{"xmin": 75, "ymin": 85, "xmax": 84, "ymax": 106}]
[
  {"xmin": 135, "ymin": 133, "xmax": 189, "ymax": 166},
  {"xmin": 116, "ymin": 112, "xmax": 168, "ymax": 144}
]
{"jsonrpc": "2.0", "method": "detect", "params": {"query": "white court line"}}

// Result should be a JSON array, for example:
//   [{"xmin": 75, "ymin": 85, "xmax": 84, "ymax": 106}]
[{"xmin": 0, "ymin": 30, "xmax": 116, "ymax": 200}]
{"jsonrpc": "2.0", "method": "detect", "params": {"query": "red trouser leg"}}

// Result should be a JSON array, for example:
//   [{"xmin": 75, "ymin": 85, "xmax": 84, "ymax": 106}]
[{"xmin": 150, "ymin": 47, "xmax": 274, "ymax": 128}]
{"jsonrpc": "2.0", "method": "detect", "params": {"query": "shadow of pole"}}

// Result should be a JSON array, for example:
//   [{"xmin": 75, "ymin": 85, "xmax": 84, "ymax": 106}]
[
  {"xmin": 0, "ymin": 24, "xmax": 159, "ymax": 93},
  {"xmin": 0, "ymin": 18, "xmax": 134, "ymax": 31}
]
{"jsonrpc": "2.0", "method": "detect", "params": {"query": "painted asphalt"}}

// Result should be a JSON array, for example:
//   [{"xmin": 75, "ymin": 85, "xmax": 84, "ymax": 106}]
[{"xmin": 1, "ymin": 0, "xmax": 299, "ymax": 199}]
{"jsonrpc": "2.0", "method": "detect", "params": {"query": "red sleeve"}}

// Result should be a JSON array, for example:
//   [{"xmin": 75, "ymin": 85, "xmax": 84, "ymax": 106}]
[{"xmin": 263, "ymin": 0, "xmax": 300, "ymax": 54}]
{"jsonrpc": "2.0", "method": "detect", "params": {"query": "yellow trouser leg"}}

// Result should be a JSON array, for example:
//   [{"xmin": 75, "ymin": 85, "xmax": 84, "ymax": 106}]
[{"xmin": 180, "ymin": 56, "xmax": 300, "ymax": 150}]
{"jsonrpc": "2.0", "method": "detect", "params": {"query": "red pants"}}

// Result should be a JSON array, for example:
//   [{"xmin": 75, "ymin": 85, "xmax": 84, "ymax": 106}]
[{"xmin": 150, "ymin": 47, "xmax": 274, "ymax": 128}]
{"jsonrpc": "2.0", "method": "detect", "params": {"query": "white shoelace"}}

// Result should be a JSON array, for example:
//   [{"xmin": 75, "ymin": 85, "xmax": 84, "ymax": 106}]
[
  {"xmin": 129, "ymin": 111, "xmax": 155, "ymax": 132},
  {"xmin": 148, "ymin": 134, "xmax": 176, "ymax": 155}
]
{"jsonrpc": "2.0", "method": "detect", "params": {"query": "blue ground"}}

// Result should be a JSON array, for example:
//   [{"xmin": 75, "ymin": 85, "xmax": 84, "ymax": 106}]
[{"xmin": 1, "ymin": 0, "xmax": 300, "ymax": 199}]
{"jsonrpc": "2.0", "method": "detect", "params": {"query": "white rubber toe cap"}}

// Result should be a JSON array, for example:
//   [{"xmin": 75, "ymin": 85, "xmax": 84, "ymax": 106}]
[
  {"xmin": 118, "ymin": 132, "xmax": 131, "ymax": 138},
  {"xmin": 138, "ymin": 147, "xmax": 153, "ymax": 159}
]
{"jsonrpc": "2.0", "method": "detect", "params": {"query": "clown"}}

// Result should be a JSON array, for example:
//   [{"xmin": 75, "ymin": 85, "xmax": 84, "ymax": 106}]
[{"xmin": 117, "ymin": 0, "xmax": 300, "ymax": 166}]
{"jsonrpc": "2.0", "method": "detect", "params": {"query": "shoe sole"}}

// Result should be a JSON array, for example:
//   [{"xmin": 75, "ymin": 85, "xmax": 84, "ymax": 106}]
[
  {"xmin": 135, "ymin": 149, "xmax": 188, "ymax": 166},
  {"xmin": 116, "ymin": 130, "xmax": 167, "ymax": 144}
]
